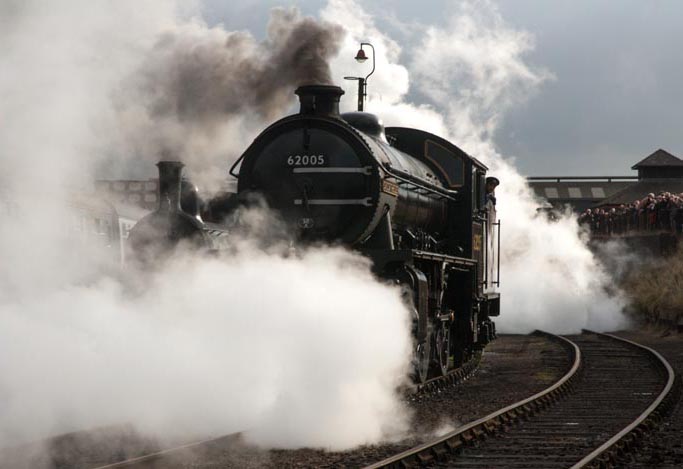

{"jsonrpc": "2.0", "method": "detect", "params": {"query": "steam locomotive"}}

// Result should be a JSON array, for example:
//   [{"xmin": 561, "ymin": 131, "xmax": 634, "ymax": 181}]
[{"xmin": 130, "ymin": 84, "xmax": 501, "ymax": 383}]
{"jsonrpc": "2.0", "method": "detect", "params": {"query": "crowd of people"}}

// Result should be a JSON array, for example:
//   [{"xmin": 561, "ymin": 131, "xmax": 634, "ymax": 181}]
[{"xmin": 579, "ymin": 192, "xmax": 683, "ymax": 235}]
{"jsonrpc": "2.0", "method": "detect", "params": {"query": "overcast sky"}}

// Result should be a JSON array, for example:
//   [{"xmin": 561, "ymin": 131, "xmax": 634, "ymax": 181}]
[{"xmin": 199, "ymin": 0, "xmax": 683, "ymax": 177}]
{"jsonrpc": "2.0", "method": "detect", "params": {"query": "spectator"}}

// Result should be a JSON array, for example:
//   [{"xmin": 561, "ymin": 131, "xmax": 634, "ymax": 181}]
[{"xmin": 578, "ymin": 191, "xmax": 683, "ymax": 236}]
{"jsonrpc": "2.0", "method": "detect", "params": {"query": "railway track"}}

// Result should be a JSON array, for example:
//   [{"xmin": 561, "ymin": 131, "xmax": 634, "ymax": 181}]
[
  {"xmin": 87, "ymin": 330, "xmax": 676, "ymax": 468},
  {"xmin": 365, "ymin": 330, "xmax": 678, "ymax": 469}
]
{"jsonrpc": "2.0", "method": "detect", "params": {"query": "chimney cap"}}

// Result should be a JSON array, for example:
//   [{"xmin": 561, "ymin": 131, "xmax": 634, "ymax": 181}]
[
  {"xmin": 295, "ymin": 84, "xmax": 345, "ymax": 117},
  {"xmin": 156, "ymin": 160, "xmax": 184, "ymax": 168},
  {"xmin": 295, "ymin": 84, "xmax": 345, "ymax": 98}
]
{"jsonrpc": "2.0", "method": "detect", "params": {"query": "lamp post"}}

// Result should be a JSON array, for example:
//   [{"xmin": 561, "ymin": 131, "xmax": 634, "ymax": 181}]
[{"xmin": 344, "ymin": 42, "xmax": 375, "ymax": 111}]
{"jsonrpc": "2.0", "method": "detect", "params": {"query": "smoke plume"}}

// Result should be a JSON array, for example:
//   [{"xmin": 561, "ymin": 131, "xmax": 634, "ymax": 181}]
[
  {"xmin": 111, "ymin": 7, "xmax": 344, "ymax": 190},
  {"xmin": 139, "ymin": 9, "xmax": 342, "ymax": 120}
]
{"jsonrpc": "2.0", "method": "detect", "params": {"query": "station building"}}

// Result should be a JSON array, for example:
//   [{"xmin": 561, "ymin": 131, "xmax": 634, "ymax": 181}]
[
  {"xmin": 528, "ymin": 149, "xmax": 683, "ymax": 212},
  {"xmin": 94, "ymin": 179, "xmax": 159, "ymax": 211}
]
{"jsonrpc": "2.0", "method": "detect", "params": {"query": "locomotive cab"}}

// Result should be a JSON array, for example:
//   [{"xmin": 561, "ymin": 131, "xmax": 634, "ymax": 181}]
[{"xmin": 386, "ymin": 127, "xmax": 501, "ymax": 362}]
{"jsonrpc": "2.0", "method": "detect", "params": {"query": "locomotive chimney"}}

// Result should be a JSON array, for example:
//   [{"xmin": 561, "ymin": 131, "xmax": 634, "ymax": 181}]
[
  {"xmin": 295, "ymin": 85, "xmax": 345, "ymax": 117},
  {"xmin": 157, "ymin": 160, "xmax": 184, "ymax": 212}
]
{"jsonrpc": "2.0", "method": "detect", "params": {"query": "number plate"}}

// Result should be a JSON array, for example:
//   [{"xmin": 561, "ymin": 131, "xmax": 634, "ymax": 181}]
[
  {"xmin": 381, "ymin": 179, "xmax": 399, "ymax": 197},
  {"xmin": 286, "ymin": 154, "xmax": 327, "ymax": 167}
]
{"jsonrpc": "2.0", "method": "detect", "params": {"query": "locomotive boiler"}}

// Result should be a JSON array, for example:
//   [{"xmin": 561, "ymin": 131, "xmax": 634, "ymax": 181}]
[{"xmin": 230, "ymin": 85, "xmax": 501, "ymax": 382}]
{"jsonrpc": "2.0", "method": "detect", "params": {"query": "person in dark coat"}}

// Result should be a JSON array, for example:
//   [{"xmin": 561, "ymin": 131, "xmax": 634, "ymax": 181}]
[{"xmin": 485, "ymin": 177, "xmax": 500, "ymax": 206}]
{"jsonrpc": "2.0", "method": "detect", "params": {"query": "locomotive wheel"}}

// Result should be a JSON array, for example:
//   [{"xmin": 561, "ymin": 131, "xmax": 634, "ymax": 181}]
[
  {"xmin": 433, "ymin": 322, "xmax": 450, "ymax": 376},
  {"xmin": 413, "ymin": 340, "xmax": 430, "ymax": 384}
]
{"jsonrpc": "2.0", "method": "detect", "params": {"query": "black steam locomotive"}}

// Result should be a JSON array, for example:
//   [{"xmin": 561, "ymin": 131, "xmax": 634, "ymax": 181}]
[{"xmin": 130, "ymin": 84, "xmax": 501, "ymax": 383}]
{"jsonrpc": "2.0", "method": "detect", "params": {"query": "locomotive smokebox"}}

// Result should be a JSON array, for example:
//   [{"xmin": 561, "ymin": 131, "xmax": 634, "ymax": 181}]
[{"xmin": 295, "ymin": 85, "xmax": 344, "ymax": 117}]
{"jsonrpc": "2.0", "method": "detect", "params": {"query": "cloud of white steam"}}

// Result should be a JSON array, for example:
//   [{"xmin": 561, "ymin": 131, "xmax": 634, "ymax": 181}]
[
  {"xmin": 323, "ymin": 0, "xmax": 629, "ymax": 334},
  {"xmin": 1, "ymin": 244, "xmax": 410, "ymax": 450},
  {"xmin": 0, "ymin": 0, "xmax": 410, "ymax": 452}
]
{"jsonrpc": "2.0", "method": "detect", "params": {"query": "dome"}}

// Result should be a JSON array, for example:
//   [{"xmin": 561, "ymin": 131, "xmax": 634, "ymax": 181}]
[{"xmin": 341, "ymin": 112, "xmax": 386, "ymax": 141}]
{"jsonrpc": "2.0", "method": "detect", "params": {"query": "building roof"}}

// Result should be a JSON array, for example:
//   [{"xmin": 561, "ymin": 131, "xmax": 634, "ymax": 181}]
[
  {"xmin": 527, "ymin": 178, "xmax": 637, "ymax": 212},
  {"xmin": 527, "ymin": 178, "xmax": 636, "ymax": 201},
  {"xmin": 596, "ymin": 179, "xmax": 683, "ymax": 206},
  {"xmin": 631, "ymin": 149, "xmax": 683, "ymax": 169}
]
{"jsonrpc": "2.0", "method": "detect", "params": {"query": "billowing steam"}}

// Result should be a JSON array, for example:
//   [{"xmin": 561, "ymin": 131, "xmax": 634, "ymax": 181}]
[
  {"xmin": 0, "ymin": 0, "xmax": 408, "ymax": 454},
  {"xmin": 324, "ymin": 0, "xmax": 629, "ymax": 334},
  {"xmin": 111, "ymin": 7, "xmax": 344, "ymax": 190},
  {"xmin": 0, "ymin": 240, "xmax": 411, "ymax": 450}
]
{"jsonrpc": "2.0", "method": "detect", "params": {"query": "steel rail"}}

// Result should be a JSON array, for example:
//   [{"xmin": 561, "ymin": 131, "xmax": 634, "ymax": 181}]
[
  {"xmin": 570, "ymin": 330, "xmax": 677, "ymax": 469},
  {"xmin": 364, "ymin": 331, "xmax": 581, "ymax": 469},
  {"xmin": 91, "ymin": 433, "xmax": 241, "ymax": 469}
]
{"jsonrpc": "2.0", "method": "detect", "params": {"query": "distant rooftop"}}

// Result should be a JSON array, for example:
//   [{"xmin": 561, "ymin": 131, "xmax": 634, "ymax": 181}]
[
  {"xmin": 527, "ymin": 147, "xmax": 683, "ymax": 211},
  {"xmin": 631, "ymin": 149, "xmax": 683, "ymax": 169},
  {"xmin": 598, "ymin": 180, "xmax": 683, "ymax": 206}
]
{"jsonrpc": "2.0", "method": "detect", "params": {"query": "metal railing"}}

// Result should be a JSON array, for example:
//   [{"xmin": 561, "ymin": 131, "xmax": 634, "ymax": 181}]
[{"xmin": 527, "ymin": 176, "xmax": 638, "ymax": 182}]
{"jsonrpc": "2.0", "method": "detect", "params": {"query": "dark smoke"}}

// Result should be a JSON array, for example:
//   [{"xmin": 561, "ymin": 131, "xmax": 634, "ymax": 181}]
[
  {"xmin": 136, "ymin": 7, "xmax": 343, "ymax": 123},
  {"xmin": 110, "ymin": 7, "xmax": 344, "ymax": 189}
]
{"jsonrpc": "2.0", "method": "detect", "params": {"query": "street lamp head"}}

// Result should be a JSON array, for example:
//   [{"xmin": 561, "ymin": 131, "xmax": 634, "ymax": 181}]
[{"xmin": 351, "ymin": 42, "xmax": 374, "ymax": 112}]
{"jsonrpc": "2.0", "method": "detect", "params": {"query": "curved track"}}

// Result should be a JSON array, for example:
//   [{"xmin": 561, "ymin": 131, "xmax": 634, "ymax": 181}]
[{"xmin": 365, "ymin": 330, "xmax": 677, "ymax": 469}]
